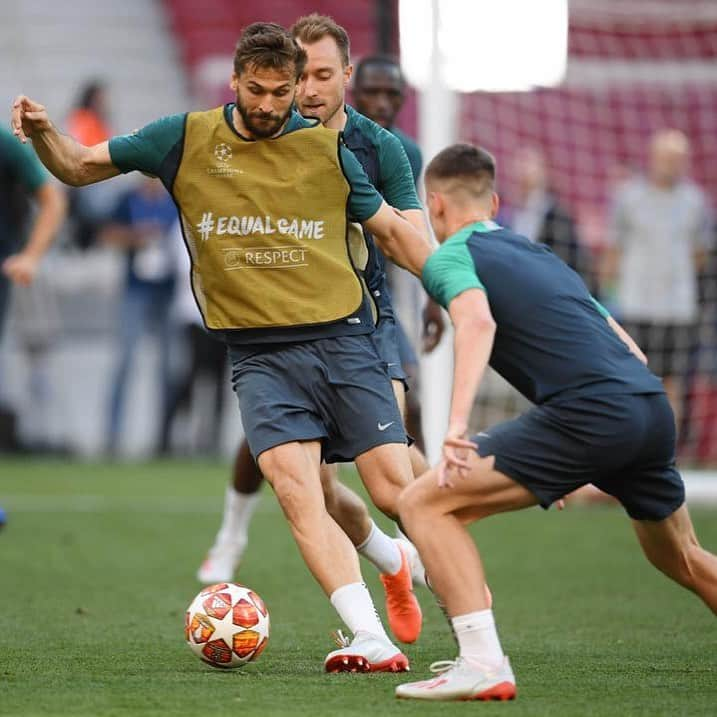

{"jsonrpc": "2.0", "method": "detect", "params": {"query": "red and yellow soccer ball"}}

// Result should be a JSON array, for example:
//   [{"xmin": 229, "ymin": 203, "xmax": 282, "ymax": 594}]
[{"xmin": 185, "ymin": 582, "xmax": 270, "ymax": 669}]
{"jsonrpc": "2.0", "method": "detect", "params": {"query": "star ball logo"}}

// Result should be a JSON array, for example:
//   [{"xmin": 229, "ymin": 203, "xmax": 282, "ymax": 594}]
[
  {"xmin": 214, "ymin": 143, "xmax": 232, "ymax": 164},
  {"xmin": 208, "ymin": 143, "xmax": 240, "ymax": 176}
]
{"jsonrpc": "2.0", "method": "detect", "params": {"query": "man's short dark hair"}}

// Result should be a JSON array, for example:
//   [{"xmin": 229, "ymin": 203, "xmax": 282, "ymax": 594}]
[
  {"xmin": 291, "ymin": 13, "xmax": 350, "ymax": 67},
  {"xmin": 354, "ymin": 55, "xmax": 404, "ymax": 89},
  {"xmin": 234, "ymin": 22, "xmax": 307, "ymax": 80},
  {"xmin": 426, "ymin": 144, "xmax": 496, "ymax": 198}
]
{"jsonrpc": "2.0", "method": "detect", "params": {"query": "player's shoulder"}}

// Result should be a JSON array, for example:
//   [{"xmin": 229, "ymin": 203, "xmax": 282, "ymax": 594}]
[
  {"xmin": 133, "ymin": 110, "xmax": 188, "ymax": 142},
  {"xmin": 432, "ymin": 226, "xmax": 479, "ymax": 261}
]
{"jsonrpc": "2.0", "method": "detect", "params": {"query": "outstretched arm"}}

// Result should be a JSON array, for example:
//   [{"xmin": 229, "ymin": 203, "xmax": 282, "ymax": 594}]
[
  {"xmin": 11, "ymin": 95, "xmax": 120, "ymax": 186},
  {"xmin": 362, "ymin": 202, "xmax": 433, "ymax": 277}
]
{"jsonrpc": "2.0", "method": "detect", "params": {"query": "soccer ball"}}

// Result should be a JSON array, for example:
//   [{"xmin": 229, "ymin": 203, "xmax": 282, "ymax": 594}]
[{"xmin": 185, "ymin": 582, "xmax": 270, "ymax": 669}]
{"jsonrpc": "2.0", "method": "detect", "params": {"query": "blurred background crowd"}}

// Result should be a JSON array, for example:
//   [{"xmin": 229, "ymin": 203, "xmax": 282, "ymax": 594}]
[{"xmin": 2, "ymin": 0, "xmax": 717, "ymax": 466}]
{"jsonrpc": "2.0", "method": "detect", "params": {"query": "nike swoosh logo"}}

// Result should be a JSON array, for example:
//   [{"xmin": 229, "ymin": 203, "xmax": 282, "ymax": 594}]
[
  {"xmin": 476, "ymin": 432, "xmax": 491, "ymax": 438},
  {"xmin": 378, "ymin": 421, "xmax": 395, "ymax": 431}
]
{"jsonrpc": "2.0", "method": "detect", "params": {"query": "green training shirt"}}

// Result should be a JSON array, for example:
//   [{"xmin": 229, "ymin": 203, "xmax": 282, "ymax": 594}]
[
  {"xmin": 422, "ymin": 220, "xmax": 662, "ymax": 403},
  {"xmin": 343, "ymin": 105, "xmax": 421, "ymax": 211}
]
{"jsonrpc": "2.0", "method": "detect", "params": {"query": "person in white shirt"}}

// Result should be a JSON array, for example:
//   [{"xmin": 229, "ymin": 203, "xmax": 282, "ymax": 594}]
[{"xmin": 604, "ymin": 129, "xmax": 712, "ymax": 425}]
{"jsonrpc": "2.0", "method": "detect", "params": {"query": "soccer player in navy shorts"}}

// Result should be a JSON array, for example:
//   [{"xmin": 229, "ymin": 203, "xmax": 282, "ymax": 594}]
[
  {"xmin": 11, "ymin": 22, "xmax": 433, "ymax": 673},
  {"xmin": 394, "ymin": 144, "xmax": 717, "ymax": 701},
  {"xmin": 197, "ymin": 14, "xmax": 430, "ymax": 647}
]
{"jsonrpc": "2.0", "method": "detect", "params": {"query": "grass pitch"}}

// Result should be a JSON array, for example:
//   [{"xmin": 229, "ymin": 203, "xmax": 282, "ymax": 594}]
[{"xmin": 1, "ymin": 459, "xmax": 715, "ymax": 716}]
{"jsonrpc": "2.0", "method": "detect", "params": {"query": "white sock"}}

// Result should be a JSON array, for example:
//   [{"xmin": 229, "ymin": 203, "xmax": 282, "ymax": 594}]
[
  {"xmin": 213, "ymin": 486, "xmax": 261, "ymax": 549},
  {"xmin": 451, "ymin": 609, "xmax": 505, "ymax": 668},
  {"xmin": 330, "ymin": 582, "xmax": 390, "ymax": 641},
  {"xmin": 356, "ymin": 520, "xmax": 402, "ymax": 575}
]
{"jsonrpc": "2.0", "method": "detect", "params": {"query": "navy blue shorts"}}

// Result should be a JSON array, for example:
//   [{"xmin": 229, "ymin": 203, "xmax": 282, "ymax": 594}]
[
  {"xmin": 474, "ymin": 392, "xmax": 685, "ymax": 521},
  {"xmin": 230, "ymin": 335, "xmax": 407, "ymax": 463},
  {"xmin": 371, "ymin": 316, "xmax": 408, "ymax": 383}
]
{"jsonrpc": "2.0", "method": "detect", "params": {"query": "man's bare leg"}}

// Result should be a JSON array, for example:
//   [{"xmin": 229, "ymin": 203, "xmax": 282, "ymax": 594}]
[
  {"xmin": 395, "ymin": 453, "xmax": 535, "ymax": 700},
  {"xmin": 390, "ymin": 379, "xmax": 429, "ymax": 477},
  {"xmin": 396, "ymin": 455, "xmax": 717, "ymax": 699},
  {"xmin": 198, "ymin": 380, "xmax": 428, "ymax": 585},
  {"xmin": 399, "ymin": 453, "xmax": 536, "ymax": 615},
  {"xmin": 232, "ymin": 439, "xmax": 264, "ymax": 493},
  {"xmin": 389, "ymin": 380, "xmax": 428, "ymax": 575},
  {"xmin": 313, "ymin": 379, "xmax": 428, "ymax": 587},
  {"xmin": 352, "ymin": 440, "xmax": 423, "ymax": 642},
  {"xmin": 258, "ymin": 441, "xmax": 358, "ymax": 593},
  {"xmin": 320, "ymin": 463, "xmax": 370, "ymax": 544},
  {"xmin": 403, "ymin": 367, "xmax": 427, "ymax": 456},
  {"xmin": 259, "ymin": 439, "xmax": 407, "ymax": 672},
  {"xmin": 633, "ymin": 503, "xmax": 717, "ymax": 614}
]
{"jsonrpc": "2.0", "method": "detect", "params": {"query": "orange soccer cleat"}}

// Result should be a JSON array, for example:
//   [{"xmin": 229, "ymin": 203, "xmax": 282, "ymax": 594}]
[{"xmin": 380, "ymin": 541, "xmax": 423, "ymax": 644}]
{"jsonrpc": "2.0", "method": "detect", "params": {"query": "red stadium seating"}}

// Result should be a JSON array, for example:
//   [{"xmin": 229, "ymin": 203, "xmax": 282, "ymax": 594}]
[{"xmin": 162, "ymin": 0, "xmax": 389, "ymax": 68}]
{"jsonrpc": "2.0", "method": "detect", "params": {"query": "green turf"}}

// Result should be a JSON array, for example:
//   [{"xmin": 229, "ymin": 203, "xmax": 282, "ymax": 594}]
[{"xmin": 1, "ymin": 459, "xmax": 715, "ymax": 716}]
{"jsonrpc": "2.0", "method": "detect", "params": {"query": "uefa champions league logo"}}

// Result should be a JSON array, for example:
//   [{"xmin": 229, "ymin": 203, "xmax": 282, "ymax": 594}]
[
  {"xmin": 214, "ymin": 143, "xmax": 232, "ymax": 164},
  {"xmin": 207, "ymin": 143, "xmax": 240, "ymax": 176}
]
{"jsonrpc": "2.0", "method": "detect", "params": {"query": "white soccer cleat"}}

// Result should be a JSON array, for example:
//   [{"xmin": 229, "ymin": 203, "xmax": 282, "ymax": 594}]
[
  {"xmin": 324, "ymin": 630, "xmax": 410, "ymax": 673},
  {"xmin": 395, "ymin": 656, "xmax": 516, "ymax": 701},
  {"xmin": 196, "ymin": 539, "xmax": 246, "ymax": 584}
]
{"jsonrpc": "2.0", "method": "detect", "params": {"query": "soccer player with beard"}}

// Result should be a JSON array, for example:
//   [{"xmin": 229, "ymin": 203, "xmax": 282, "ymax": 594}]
[
  {"xmin": 11, "ymin": 22, "xmax": 433, "ymax": 673},
  {"xmin": 197, "ymin": 14, "xmax": 434, "ymax": 646}
]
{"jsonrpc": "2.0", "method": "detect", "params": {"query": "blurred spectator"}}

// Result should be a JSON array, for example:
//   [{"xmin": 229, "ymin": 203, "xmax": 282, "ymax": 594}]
[
  {"xmin": 65, "ymin": 80, "xmax": 113, "ymax": 251},
  {"xmin": 9, "ymin": 265, "xmax": 64, "ymax": 453},
  {"xmin": 102, "ymin": 177, "xmax": 178, "ymax": 456},
  {"xmin": 508, "ymin": 146, "xmax": 595, "ymax": 290},
  {"xmin": 1, "ymin": 126, "xmax": 66, "ymax": 452},
  {"xmin": 66, "ymin": 81, "xmax": 112, "ymax": 146},
  {"xmin": 604, "ymin": 129, "xmax": 712, "ymax": 426},
  {"xmin": 158, "ymin": 220, "xmax": 227, "ymax": 456}
]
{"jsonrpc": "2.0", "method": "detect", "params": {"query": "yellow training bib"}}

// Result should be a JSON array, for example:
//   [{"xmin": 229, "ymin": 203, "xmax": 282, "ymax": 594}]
[{"xmin": 173, "ymin": 107, "xmax": 366, "ymax": 330}]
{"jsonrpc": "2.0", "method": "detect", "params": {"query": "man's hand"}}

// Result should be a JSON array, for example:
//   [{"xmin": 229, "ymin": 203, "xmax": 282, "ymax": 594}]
[
  {"xmin": 11, "ymin": 95, "xmax": 52, "ymax": 144},
  {"xmin": 437, "ymin": 421, "xmax": 477, "ymax": 488},
  {"xmin": 422, "ymin": 299, "xmax": 445, "ymax": 353},
  {"xmin": 2, "ymin": 251, "xmax": 41, "ymax": 286}
]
